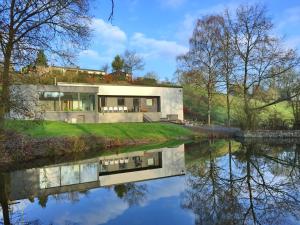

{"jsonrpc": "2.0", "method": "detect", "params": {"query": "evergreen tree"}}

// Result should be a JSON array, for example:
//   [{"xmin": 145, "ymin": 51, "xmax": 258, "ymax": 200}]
[
  {"xmin": 111, "ymin": 55, "xmax": 124, "ymax": 72},
  {"xmin": 35, "ymin": 50, "xmax": 48, "ymax": 66}
]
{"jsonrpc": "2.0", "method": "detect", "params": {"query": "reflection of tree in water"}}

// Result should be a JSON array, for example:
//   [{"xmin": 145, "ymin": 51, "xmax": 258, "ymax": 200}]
[
  {"xmin": 51, "ymin": 190, "xmax": 90, "ymax": 205},
  {"xmin": 114, "ymin": 183, "xmax": 148, "ymax": 206},
  {"xmin": 182, "ymin": 140, "xmax": 300, "ymax": 225},
  {"xmin": 0, "ymin": 171, "xmax": 89, "ymax": 224},
  {"xmin": 182, "ymin": 141, "xmax": 242, "ymax": 225},
  {"xmin": 0, "ymin": 173, "xmax": 41, "ymax": 225}
]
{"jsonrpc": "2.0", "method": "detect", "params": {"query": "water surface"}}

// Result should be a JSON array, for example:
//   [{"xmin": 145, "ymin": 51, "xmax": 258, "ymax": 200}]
[{"xmin": 1, "ymin": 139, "xmax": 300, "ymax": 225}]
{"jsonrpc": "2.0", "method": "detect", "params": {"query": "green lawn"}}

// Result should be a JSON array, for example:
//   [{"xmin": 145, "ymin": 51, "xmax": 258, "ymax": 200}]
[{"xmin": 5, "ymin": 120, "xmax": 193, "ymax": 140}]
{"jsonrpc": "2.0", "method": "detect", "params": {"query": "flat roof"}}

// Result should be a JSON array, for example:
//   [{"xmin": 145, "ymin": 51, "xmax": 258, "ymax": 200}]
[{"xmin": 57, "ymin": 82, "xmax": 183, "ymax": 89}]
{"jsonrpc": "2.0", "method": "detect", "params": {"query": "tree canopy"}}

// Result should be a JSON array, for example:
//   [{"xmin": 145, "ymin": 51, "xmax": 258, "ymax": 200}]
[
  {"xmin": 35, "ymin": 50, "xmax": 48, "ymax": 67},
  {"xmin": 122, "ymin": 50, "xmax": 145, "ymax": 74},
  {"xmin": 111, "ymin": 55, "xmax": 124, "ymax": 72},
  {"xmin": 177, "ymin": 4, "xmax": 300, "ymax": 130}
]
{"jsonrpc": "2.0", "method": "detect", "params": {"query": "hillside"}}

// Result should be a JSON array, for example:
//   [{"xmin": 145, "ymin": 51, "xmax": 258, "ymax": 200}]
[{"xmin": 183, "ymin": 85, "xmax": 294, "ymax": 128}]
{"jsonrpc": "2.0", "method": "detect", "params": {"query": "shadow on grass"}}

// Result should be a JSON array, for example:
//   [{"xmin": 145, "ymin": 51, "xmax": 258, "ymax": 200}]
[
  {"xmin": 5, "ymin": 119, "xmax": 43, "ymax": 133},
  {"xmin": 71, "ymin": 123, "xmax": 93, "ymax": 136},
  {"xmin": 110, "ymin": 124, "xmax": 136, "ymax": 141}
]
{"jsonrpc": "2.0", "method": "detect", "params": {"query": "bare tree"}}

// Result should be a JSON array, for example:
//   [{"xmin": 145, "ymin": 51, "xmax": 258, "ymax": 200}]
[
  {"xmin": 229, "ymin": 4, "xmax": 299, "ymax": 130},
  {"xmin": 0, "ymin": 0, "xmax": 114, "ymax": 132},
  {"xmin": 178, "ymin": 15, "xmax": 224, "ymax": 126},
  {"xmin": 122, "ymin": 50, "xmax": 145, "ymax": 74},
  {"xmin": 219, "ymin": 11, "xmax": 236, "ymax": 127},
  {"xmin": 101, "ymin": 63, "xmax": 110, "ymax": 74}
]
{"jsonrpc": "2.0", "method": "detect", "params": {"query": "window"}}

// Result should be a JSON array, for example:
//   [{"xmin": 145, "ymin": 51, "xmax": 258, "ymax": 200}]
[
  {"xmin": 133, "ymin": 98, "xmax": 140, "ymax": 112},
  {"xmin": 133, "ymin": 98, "xmax": 139, "ymax": 106},
  {"xmin": 80, "ymin": 93, "xmax": 95, "ymax": 111},
  {"xmin": 117, "ymin": 98, "xmax": 125, "ymax": 106},
  {"xmin": 101, "ymin": 97, "xmax": 106, "ymax": 107},
  {"xmin": 60, "ymin": 92, "xmax": 79, "ymax": 111},
  {"xmin": 146, "ymin": 98, "xmax": 153, "ymax": 106},
  {"xmin": 38, "ymin": 92, "xmax": 61, "ymax": 111},
  {"xmin": 38, "ymin": 92, "xmax": 95, "ymax": 112}
]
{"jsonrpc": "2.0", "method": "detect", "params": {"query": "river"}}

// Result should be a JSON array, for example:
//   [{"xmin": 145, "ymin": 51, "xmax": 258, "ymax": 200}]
[{"xmin": 0, "ymin": 139, "xmax": 300, "ymax": 225}]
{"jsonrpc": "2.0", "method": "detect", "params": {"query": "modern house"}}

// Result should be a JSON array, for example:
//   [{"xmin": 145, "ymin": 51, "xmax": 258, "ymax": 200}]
[{"xmin": 13, "ymin": 82, "xmax": 183, "ymax": 123}]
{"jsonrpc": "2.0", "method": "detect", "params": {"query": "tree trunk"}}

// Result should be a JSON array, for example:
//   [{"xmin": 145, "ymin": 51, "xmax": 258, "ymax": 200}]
[
  {"xmin": 207, "ymin": 85, "xmax": 212, "ymax": 126},
  {"xmin": 0, "ymin": 43, "xmax": 13, "ymax": 136},
  {"xmin": 0, "ymin": 173, "xmax": 10, "ymax": 225},
  {"xmin": 292, "ymin": 98, "xmax": 300, "ymax": 129},
  {"xmin": 226, "ymin": 80, "xmax": 231, "ymax": 127},
  {"xmin": 245, "ymin": 104, "xmax": 254, "ymax": 130},
  {"xmin": 243, "ymin": 61, "xmax": 254, "ymax": 130}
]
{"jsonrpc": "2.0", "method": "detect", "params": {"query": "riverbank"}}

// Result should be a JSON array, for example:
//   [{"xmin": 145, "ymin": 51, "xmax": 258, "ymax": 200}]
[
  {"xmin": 237, "ymin": 130, "xmax": 300, "ymax": 138},
  {"xmin": 1, "ymin": 120, "xmax": 196, "ymax": 165}
]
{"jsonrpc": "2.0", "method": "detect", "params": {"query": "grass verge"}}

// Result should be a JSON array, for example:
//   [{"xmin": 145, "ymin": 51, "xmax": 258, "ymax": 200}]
[{"xmin": 4, "ymin": 120, "xmax": 194, "ymax": 141}]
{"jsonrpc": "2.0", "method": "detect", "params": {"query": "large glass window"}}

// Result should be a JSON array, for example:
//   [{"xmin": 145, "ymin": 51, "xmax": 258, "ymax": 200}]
[
  {"xmin": 60, "ymin": 92, "xmax": 79, "ymax": 111},
  {"xmin": 38, "ymin": 91, "xmax": 95, "ymax": 112},
  {"xmin": 80, "ymin": 93, "xmax": 95, "ymax": 111},
  {"xmin": 39, "ymin": 92, "xmax": 61, "ymax": 111},
  {"xmin": 98, "ymin": 96, "xmax": 160, "ymax": 113}
]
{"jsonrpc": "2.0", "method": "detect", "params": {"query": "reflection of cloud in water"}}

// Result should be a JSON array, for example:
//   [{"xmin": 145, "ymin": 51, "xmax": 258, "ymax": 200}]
[
  {"xmin": 52, "ymin": 177, "xmax": 185, "ymax": 225},
  {"xmin": 141, "ymin": 176, "xmax": 186, "ymax": 206},
  {"xmin": 54, "ymin": 191, "xmax": 128, "ymax": 225}
]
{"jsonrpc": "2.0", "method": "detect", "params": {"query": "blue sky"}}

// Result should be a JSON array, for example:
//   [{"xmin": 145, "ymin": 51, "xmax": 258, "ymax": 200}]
[{"xmin": 74, "ymin": 0, "xmax": 300, "ymax": 80}]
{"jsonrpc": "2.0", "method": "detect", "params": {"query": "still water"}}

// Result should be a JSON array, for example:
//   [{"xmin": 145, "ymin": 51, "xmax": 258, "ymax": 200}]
[{"xmin": 0, "ymin": 139, "xmax": 300, "ymax": 225}]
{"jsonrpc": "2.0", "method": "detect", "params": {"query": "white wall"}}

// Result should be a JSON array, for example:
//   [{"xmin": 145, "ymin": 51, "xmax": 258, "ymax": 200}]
[
  {"xmin": 98, "ymin": 85, "xmax": 183, "ymax": 120},
  {"xmin": 57, "ymin": 83, "xmax": 184, "ymax": 120}
]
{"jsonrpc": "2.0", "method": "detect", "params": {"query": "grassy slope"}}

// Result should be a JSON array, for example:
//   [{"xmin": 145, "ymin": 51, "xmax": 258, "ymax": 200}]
[
  {"xmin": 5, "ymin": 120, "xmax": 193, "ymax": 140},
  {"xmin": 184, "ymin": 85, "xmax": 294, "ymax": 125}
]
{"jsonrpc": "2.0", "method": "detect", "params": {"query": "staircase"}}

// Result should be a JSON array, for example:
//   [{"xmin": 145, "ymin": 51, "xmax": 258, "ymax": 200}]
[{"xmin": 143, "ymin": 114, "xmax": 153, "ymax": 122}]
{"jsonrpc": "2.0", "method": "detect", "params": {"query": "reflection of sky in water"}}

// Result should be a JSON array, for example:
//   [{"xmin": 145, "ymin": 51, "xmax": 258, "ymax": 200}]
[{"xmin": 10, "ymin": 176, "xmax": 192, "ymax": 225}]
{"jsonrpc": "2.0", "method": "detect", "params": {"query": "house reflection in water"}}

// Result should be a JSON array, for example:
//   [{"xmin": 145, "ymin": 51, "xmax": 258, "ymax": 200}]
[{"xmin": 8, "ymin": 144, "xmax": 185, "ymax": 201}]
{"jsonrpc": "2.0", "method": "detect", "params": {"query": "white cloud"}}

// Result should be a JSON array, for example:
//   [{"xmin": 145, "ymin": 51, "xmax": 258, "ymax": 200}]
[
  {"xmin": 79, "ymin": 49, "xmax": 100, "ymax": 59},
  {"xmin": 77, "ymin": 19, "xmax": 127, "ymax": 69},
  {"xmin": 131, "ymin": 32, "xmax": 188, "ymax": 59},
  {"xmin": 175, "ymin": 1, "xmax": 242, "ymax": 44},
  {"xmin": 54, "ymin": 195, "xmax": 129, "ymax": 225},
  {"xmin": 90, "ymin": 18, "xmax": 127, "ymax": 44},
  {"xmin": 77, "ymin": 19, "xmax": 188, "ymax": 71}
]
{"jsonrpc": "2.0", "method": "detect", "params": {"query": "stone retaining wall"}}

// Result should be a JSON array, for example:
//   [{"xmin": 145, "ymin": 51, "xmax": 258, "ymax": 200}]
[{"xmin": 238, "ymin": 130, "xmax": 300, "ymax": 138}]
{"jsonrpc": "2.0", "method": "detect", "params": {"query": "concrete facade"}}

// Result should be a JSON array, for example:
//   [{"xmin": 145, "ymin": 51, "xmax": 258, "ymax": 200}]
[
  {"xmin": 58, "ymin": 83, "xmax": 184, "ymax": 121},
  {"xmin": 11, "ymin": 83, "xmax": 183, "ymax": 123},
  {"xmin": 99, "ymin": 112, "xmax": 144, "ymax": 123}
]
